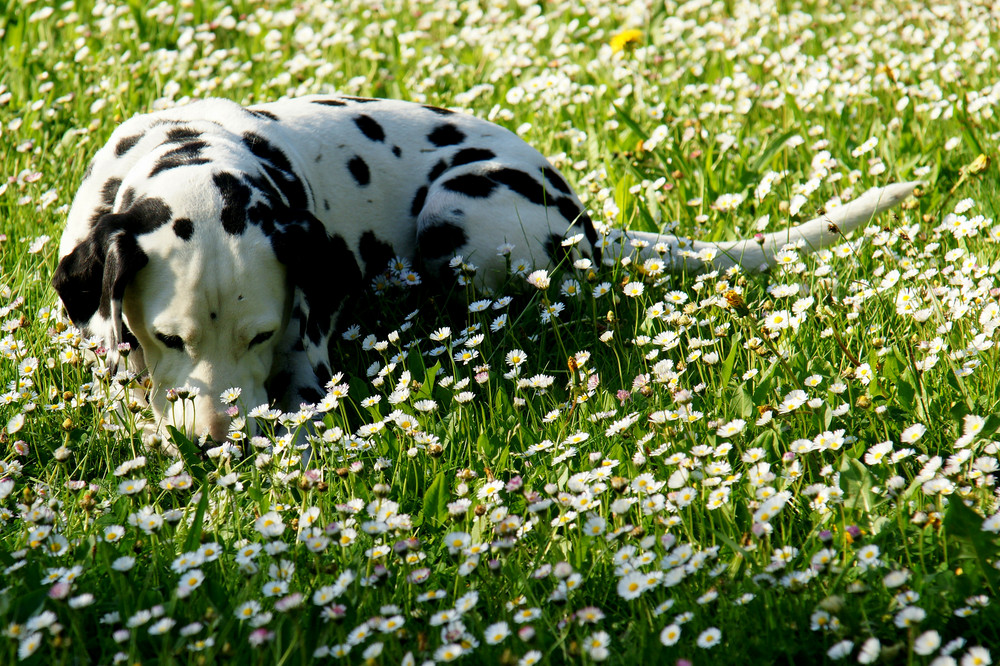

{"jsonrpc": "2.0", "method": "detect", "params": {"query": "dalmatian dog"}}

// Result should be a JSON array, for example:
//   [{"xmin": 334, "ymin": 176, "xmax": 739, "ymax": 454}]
[{"xmin": 53, "ymin": 94, "xmax": 918, "ymax": 444}]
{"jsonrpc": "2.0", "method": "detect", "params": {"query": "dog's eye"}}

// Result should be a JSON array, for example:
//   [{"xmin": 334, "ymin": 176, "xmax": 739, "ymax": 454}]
[
  {"xmin": 156, "ymin": 333, "xmax": 185, "ymax": 351},
  {"xmin": 249, "ymin": 331, "xmax": 274, "ymax": 348}
]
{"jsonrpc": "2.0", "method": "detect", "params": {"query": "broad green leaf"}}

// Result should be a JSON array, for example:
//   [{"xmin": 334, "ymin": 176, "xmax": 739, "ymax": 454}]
[
  {"xmin": 414, "ymin": 360, "xmax": 442, "ymax": 401},
  {"xmin": 839, "ymin": 458, "xmax": 878, "ymax": 517},
  {"xmin": 751, "ymin": 429, "xmax": 780, "ymax": 458},
  {"xmin": 734, "ymin": 384, "xmax": 755, "ymax": 420},
  {"xmin": 719, "ymin": 335, "xmax": 740, "ymax": 388},
  {"xmin": 168, "ymin": 427, "xmax": 210, "ymax": 483},
  {"xmin": 897, "ymin": 375, "xmax": 916, "ymax": 408},
  {"xmin": 422, "ymin": 471, "xmax": 449, "ymax": 528},
  {"xmin": 944, "ymin": 498, "xmax": 1000, "ymax": 593},
  {"xmin": 183, "ymin": 484, "xmax": 210, "ymax": 552},
  {"xmin": 476, "ymin": 431, "xmax": 495, "ymax": 459}
]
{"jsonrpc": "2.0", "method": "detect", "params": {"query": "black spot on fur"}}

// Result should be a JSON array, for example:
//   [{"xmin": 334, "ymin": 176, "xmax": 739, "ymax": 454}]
[
  {"xmin": 428, "ymin": 159, "xmax": 448, "ymax": 182},
  {"xmin": 556, "ymin": 196, "xmax": 586, "ymax": 226},
  {"xmin": 243, "ymin": 132, "xmax": 308, "ymax": 209},
  {"xmin": 442, "ymin": 173, "xmax": 496, "ymax": 198},
  {"xmin": 249, "ymin": 202, "xmax": 277, "ymax": 236},
  {"xmin": 121, "ymin": 188, "xmax": 136, "ymax": 210},
  {"xmin": 555, "ymin": 200, "xmax": 599, "ymax": 260},
  {"xmin": 577, "ymin": 210, "xmax": 599, "ymax": 249},
  {"xmin": 347, "ymin": 156, "xmax": 371, "ymax": 186},
  {"xmin": 543, "ymin": 167, "xmax": 572, "ymax": 195},
  {"xmin": 324, "ymin": 200, "xmax": 331, "ymax": 211},
  {"xmin": 392, "ymin": 145, "xmax": 402, "ymax": 158},
  {"xmin": 424, "ymin": 104, "xmax": 455, "ymax": 115},
  {"xmin": 248, "ymin": 109, "xmax": 279, "ymax": 121},
  {"xmin": 544, "ymin": 234, "xmax": 570, "ymax": 266},
  {"xmin": 89, "ymin": 178, "xmax": 122, "ymax": 226},
  {"xmin": 267, "ymin": 371, "xmax": 292, "ymax": 399},
  {"xmin": 342, "ymin": 96, "xmax": 377, "ymax": 103},
  {"xmin": 315, "ymin": 363, "xmax": 333, "ymax": 389},
  {"xmin": 115, "ymin": 134, "xmax": 143, "ymax": 156},
  {"xmin": 411, "ymin": 186, "xmax": 428, "ymax": 217},
  {"xmin": 243, "ymin": 172, "xmax": 281, "ymax": 203},
  {"xmin": 428, "ymin": 124, "xmax": 466, "ymax": 147},
  {"xmin": 489, "ymin": 168, "xmax": 547, "ymax": 206},
  {"xmin": 299, "ymin": 386, "xmax": 324, "ymax": 403},
  {"xmin": 359, "ymin": 230, "xmax": 395, "ymax": 279},
  {"xmin": 312, "ymin": 99, "xmax": 346, "ymax": 107},
  {"xmin": 487, "ymin": 169, "xmax": 585, "ymax": 228},
  {"xmin": 165, "ymin": 127, "xmax": 202, "ymax": 143},
  {"xmin": 443, "ymin": 165, "xmax": 588, "ymax": 231},
  {"xmin": 213, "ymin": 172, "xmax": 252, "ymax": 235},
  {"xmin": 243, "ymin": 133, "xmax": 294, "ymax": 174},
  {"xmin": 353, "ymin": 115, "xmax": 386, "ymax": 142},
  {"xmin": 269, "ymin": 212, "xmax": 361, "ymax": 352},
  {"xmin": 101, "ymin": 178, "xmax": 121, "ymax": 206},
  {"xmin": 149, "ymin": 141, "xmax": 210, "ymax": 178},
  {"xmin": 123, "ymin": 196, "xmax": 173, "ymax": 233},
  {"xmin": 418, "ymin": 222, "xmax": 468, "ymax": 259},
  {"xmin": 241, "ymin": 174, "xmax": 282, "ymax": 235},
  {"xmin": 121, "ymin": 324, "xmax": 140, "ymax": 352},
  {"xmin": 452, "ymin": 148, "xmax": 496, "ymax": 167},
  {"xmin": 173, "ymin": 218, "xmax": 194, "ymax": 241}
]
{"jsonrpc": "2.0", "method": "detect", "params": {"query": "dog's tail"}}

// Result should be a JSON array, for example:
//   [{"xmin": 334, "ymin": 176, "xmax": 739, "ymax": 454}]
[{"xmin": 606, "ymin": 180, "xmax": 920, "ymax": 273}]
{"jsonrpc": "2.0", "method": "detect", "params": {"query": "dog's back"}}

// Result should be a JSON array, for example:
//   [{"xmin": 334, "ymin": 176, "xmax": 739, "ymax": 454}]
[{"xmin": 64, "ymin": 96, "xmax": 597, "ymax": 288}]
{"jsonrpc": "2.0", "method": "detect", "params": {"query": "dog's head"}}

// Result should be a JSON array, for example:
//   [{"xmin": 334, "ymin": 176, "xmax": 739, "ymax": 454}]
[{"xmin": 54, "ymin": 140, "xmax": 344, "ymax": 444}]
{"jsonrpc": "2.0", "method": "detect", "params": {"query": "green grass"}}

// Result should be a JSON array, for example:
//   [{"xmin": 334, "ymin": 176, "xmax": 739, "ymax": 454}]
[{"xmin": 2, "ymin": 0, "xmax": 1000, "ymax": 663}]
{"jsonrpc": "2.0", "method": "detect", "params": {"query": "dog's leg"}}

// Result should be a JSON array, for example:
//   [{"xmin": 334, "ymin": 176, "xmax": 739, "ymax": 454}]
[
  {"xmin": 263, "ymin": 297, "xmax": 339, "ymax": 465},
  {"xmin": 416, "ymin": 166, "xmax": 594, "ymax": 287}
]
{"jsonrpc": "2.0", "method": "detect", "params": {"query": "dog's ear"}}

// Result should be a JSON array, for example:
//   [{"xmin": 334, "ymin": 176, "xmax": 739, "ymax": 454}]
[
  {"xmin": 53, "ymin": 231, "xmax": 109, "ymax": 327},
  {"xmin": 269, "ymin": 210, "xmax": 361, "ymax": 342},
  {"xmin": 53, "ymin": 214, "xmax": 149, "ymax": 349},
  {"xmin": 101, "ymin": 229, "xmax": 148, "ymax": 350}
]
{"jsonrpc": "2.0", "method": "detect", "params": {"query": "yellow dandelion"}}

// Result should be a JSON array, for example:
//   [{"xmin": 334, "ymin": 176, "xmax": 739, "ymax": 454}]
[{"xmin": 610, "ymin": 29, "xmax": 642, "ymax": 53}]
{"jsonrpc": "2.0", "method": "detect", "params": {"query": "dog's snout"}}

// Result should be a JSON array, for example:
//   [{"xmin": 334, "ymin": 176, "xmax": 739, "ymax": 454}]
[
  {"xmin": 205, "ymin": 412, "xmax": 231, "ymax": 443},
  {"xmin": 161, "ymin": 393, "xmax": 232, "ymax": 445}
]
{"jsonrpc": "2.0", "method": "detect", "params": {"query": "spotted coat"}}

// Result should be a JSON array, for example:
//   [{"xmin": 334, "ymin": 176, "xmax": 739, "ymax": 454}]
[
  {"xmin": 54, "ymin": 96, "xmax": 602, "ymax": 441},
  {"xmin": 54, "ymin": 95, "xmax": 917, "ymax": 443}
]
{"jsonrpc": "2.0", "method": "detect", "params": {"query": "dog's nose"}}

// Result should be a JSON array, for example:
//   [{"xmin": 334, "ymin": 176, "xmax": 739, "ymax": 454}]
[{"xmin": 165, "ymin": 406, "xmax": 231, "ymax": 445}]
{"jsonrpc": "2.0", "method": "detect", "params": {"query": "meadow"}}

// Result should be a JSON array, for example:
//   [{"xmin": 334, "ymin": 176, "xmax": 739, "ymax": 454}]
[{"xmin": 1, "ymin": 0, "xmax": 1000, "ymax": 663}]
